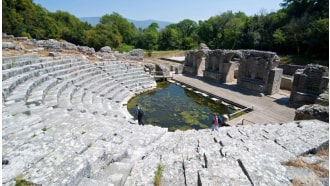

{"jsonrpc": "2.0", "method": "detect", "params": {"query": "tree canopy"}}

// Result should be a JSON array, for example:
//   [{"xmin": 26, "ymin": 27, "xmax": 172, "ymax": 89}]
[{"xmin": 2, "ymin": 0, "xmax": 328, "ymax": 60}]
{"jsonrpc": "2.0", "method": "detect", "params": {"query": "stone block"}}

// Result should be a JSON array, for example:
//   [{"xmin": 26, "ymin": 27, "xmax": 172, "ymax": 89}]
[
  {"xmin": 281, "ymin": 75, "xmax": 293, "ymax": 90},
  {"xmin": 266, "ymin": 68, "xmax": 283, "ymax": 95},
  {"xmin": 2, "ymin": 42, "xmax": 15, "ymax": 49}
]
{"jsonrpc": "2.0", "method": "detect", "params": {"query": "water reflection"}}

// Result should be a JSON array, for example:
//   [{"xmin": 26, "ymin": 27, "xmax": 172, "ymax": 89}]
[{"xmin": 127, "ymin": 81, "xmax": 239, "ymax": 131}]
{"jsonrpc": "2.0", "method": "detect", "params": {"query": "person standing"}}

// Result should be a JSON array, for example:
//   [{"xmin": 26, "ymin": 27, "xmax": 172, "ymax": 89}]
[
  {"xmin": 211, "ymin": 113, "xmax": 219, "ymax": 131},
  {"xmin": 136, "ymin": 104, "xmax": 144, "ymax": 126}
]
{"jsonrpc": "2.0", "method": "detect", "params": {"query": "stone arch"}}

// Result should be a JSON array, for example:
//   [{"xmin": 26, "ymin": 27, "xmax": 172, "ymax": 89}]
[{"xmin": 221, "ymin": 51, "xmax": 243, "ymax": 83}]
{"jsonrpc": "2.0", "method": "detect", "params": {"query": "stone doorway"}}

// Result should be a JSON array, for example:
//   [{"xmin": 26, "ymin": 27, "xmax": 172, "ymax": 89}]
[{"xmin": 223, "ymin": 53, "xmax": 241, "ymax": 84}]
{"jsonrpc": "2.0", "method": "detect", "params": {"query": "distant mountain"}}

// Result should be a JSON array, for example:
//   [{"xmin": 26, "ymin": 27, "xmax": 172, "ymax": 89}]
[{"xmin": 80, "ymin": 17, "xmax": 174, "ymax": 30}]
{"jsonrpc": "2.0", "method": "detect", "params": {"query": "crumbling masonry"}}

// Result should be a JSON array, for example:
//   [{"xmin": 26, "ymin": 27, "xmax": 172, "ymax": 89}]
[{"xmin": 183, "ymin": 47, "xmax": 282, "ymax": 95}]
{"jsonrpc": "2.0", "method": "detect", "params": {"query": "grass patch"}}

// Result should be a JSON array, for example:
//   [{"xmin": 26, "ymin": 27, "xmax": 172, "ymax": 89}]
[
  {"xmin": 41, "ymin": 127, "xmax": 47, "ymax": 132},
  {"xmin": 30, "ymin": 133, "xmax": 36, "ymax": 138},
  {"xmin": 144, "ymin": 50, "xmax": 187, "ymax": 59},
  {"xmin": 316, "ymin": 148, "xmax": 329, "ymax": 157},
  {"xmin": 284, "ymin": 157, "xmax": 328, "ymax": 178},
  {"xmin": 116, "ymin": 44, "xmax": 135, "ymax": 53},
  {"xmin": 15, "ymin": 174, "xmax": 38, "ymax": 186},
  {"xmin": 154, "ymin": 163, "xmax": 164, "ymax": 186}
]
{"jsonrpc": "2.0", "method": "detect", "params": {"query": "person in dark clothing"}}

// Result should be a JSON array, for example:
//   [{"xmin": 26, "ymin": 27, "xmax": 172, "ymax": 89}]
[{"xmin": 136, "ymin": 104, "xmax": 144, "ymax": 125}]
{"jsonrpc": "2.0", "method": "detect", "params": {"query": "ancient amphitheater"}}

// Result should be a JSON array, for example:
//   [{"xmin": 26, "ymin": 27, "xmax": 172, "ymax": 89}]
[{"xmin": 2, "ymin": 36, "xmax": 329, "ymax": 186}]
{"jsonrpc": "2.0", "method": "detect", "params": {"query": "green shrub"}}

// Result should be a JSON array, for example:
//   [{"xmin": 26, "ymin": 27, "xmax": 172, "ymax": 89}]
[{"xmin": 117, "ymin": 44, "xmax": 135, "ymax": 53}]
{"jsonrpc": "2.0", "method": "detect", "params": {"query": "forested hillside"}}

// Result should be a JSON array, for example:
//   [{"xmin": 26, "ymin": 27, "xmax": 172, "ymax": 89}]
[{"xmin": 2, "ymin": 0, "xmax": 329, "ymax": 60}]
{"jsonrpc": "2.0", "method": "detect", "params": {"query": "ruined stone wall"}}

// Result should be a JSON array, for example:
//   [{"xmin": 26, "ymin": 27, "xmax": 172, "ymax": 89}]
[
  {"xmin": 182, "ymin": 51, "xmax": 196, "ymax": 74},
  {"xmin": 183, "ymin": 47, "xmax": 283, "ymax": 95},
  {"xmin": 237, "ymin": 50, "xmax": 282, "ymax": 95},
  {"xmin": 290, "ymin": 64, "xmax": 329, "ymax": 105},
  {"xmin": 203, "ymin": 49, "xmax": 242, "ymax": 83}
]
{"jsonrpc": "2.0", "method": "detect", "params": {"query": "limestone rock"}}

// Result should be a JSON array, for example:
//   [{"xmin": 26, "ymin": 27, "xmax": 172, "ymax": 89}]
[
  {"xmin": 62, "ymin": 41, "xmax": 78, "ymax": 50},
  {"xmin": 294, "ymin": 104, "xmax": 329, "ymax": 122},
  {"xmin": 2, "ymin": 42, "xmax": 16, "ymax": 49},
  {"xmin": 77, "ymin": 46, "xmax": 95, "ymax": 55},
  {"xmin": 99, "ymin": 46, "xmax": 112, "ymax": 53},
  {"xmin": 128, "ymin": 49, "xmax": 144, "ymax": 61},
  {"xmin": 315, "ymin": 90, "xmax": 329, "ymax": 106},
  {"xmin": 36, "ymin": 39, "xmax": 61, "ymax": 50},
  {"xmin": 144, "ymin": 63, "xmax": 155, "ymax": 72},
  {"xmin": 199, "ymin": 43, "xmax": 209, "ymax": 50},
  {"xmin": 49, "ymin": 52, "xmax": 60, "ymax": 57},
  {"xmin": 155, "ymin": 64, "xmax": 170, "ymax": 76}
]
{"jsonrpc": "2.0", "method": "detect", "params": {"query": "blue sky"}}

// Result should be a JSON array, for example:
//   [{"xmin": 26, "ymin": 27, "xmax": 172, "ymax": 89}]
[{"xmin": 33, "ymin": 0, "xmax": 284, "ymax": 23}]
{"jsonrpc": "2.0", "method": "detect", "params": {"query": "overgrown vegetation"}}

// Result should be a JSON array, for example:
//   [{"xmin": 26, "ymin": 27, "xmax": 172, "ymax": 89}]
[
  {"xmin": 154, "ymin": 163, "xmax": 164, "ymax": 186},
  {"xmin": 15, "ymin": 175, "xmax": 38, "ymax": 186},
  {"xmin": 2, "ymin": 0, "xmax": 328, "ymax": 62}
]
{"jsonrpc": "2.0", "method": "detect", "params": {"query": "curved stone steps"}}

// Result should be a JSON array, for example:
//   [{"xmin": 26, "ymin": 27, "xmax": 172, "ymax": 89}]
[
  {"xmin": 2, "ymin": 53, "xmax": 39, "ymax": 66},
  {"xmin": 2, "ymin": 55, "xmax": 168, "ymax": 186},
  {"xmin": 57, "ymin": 69, "xmax": 106, "ymax": 110},
  {"xmin": 3, "ymin": 59, "xmax": 85, "ymax": 101},
  {"xmin": 2, "ymin": 57, "xmax": 77, "ymax": 80},
  {"xmin": 81, "ymin": 79, "xmax": 116, "ymax": 114},
  {"xmin": 42, "ymin": 64, "xmax": 94, "ymax": 107},
  {"xmin": 2, "ymin": 54, "xmax": 47, "ymax": 71},
  {"xmin": 70, "ymin": 73, "xmax": 109, "ymax": 112}
]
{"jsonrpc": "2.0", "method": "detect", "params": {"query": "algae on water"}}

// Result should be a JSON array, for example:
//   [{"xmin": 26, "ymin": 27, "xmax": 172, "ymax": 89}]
[{"xmin": 128, "ymin": 82, "xmax": 242, "ymax": 131}]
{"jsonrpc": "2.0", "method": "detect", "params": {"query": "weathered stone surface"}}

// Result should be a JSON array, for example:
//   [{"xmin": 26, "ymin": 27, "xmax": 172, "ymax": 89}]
[
  {"xmin": 77, "ymin": 46, "xmax": 95, "ymax": 54},
  {"xmin": 295, "ymin": 104, "xmax": 329, "ymax": 122},
  {"xmin": 315, "ymin": 90, "xmax": 329, "ymax": 106},
  {"xmin": 144, "ymin": 63, "xmax": 155, "ymax": 72},
  {"xmin": 2, "ymin": 37, "xmax": 329, "ymax": 186},
  {"xmin": 155, "ymin": 64, "xmax": 170, "ymax": 76},
  {"xmin": 35, "ymin": 39, "xmax": 61, "ymax": 50},
  {"xmin": 48, "ymin": 52, "xmax": 60, "ymax": 57},
  {"xmin": 14, "ymin": 36, "xmax": 29, "ymax": 40},
  {"xmin": 2, "ymin": 42, "xmax": 16, "ymax": 49},
  {"xmin": 290, "ymin": 64, "xmax": 329, "ymax": 105},
  {"xmin": 99, "ymin": 46, "xmax": 112, "ymax": 53},
  {"xmin": 62, "ymin": 41, "xmax": 78, "ymax": 50},
  {"xmin": 127, "ymin": 120, "xmax": 328, "ymax": 186},
  {"xmin": 199, "ymin": 43, "xmax": 210, "ymax": 50},
  {"xmin": 286, "ymin": 166, "xmax": 323, "ymax": 186},
  {"xmin": 184, "ymin": 47, "xmax": 282, "ymax": 95},
  {"xmin": 2, "ymin": 33, "xmax": 14, "ymax": 39},
  {"xmin": 123, "ymin": 49, "xmax": 144, "ymax": 61}
]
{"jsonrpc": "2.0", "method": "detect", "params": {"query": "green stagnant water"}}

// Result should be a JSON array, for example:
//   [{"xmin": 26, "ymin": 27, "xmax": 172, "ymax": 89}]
[{"xmin": 127, "ymin": 81, "xmax": 243, "ymax": 131}]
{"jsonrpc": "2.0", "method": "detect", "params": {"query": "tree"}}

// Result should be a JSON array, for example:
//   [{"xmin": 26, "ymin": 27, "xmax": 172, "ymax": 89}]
[
  {"xmin": 50, "ymin": 11, "xmax": 91, "ymax": 45},
  {"xmin": 100, "ymin": 12, "xmax": 138, "ymax": 46},
  {"xmin": 176, "ymin": 19, "xmax": 198, "ymax": 49},
  {"xmin": 84, "ymin": 24, "xmax": 122, "ymax": 51},
  {"xmin": 305, "ymin": 18, "xmax": 329, "ymax": 58},
  {"xmin": 281, "ymin": 0, "xmax": 329, "ymax": 19},
  {"xmin": 158, "ymin": 27, "xmax": 180, "ymax": 50},
  {"xmin": 138, "ymin": 23, "xmax": 159, "ymax": 50}
]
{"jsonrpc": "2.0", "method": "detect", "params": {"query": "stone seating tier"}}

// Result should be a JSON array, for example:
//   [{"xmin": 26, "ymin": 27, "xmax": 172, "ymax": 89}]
[{"xmin": 2, "ymin": 54, "xmax": 328, "ymax": 185}]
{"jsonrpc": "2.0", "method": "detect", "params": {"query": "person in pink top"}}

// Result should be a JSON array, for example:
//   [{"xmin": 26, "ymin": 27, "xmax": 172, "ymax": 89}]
[{"xmin": 211, "ymin": 113, "xmax": 219, "ymax": 131}]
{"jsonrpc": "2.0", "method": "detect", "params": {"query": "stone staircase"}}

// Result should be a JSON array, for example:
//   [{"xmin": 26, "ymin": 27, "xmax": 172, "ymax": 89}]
[
  {"xmin": 2, "ymin": 54, "xmax": 329, "ymax": 186},
  {"xmin": 2, "ymin": 54, "xmax": 167, "ymax": 186}
]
